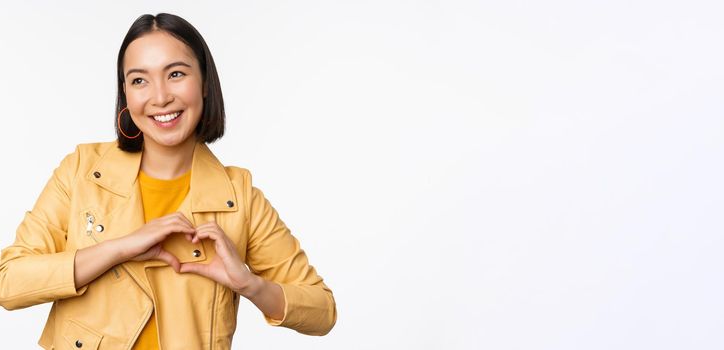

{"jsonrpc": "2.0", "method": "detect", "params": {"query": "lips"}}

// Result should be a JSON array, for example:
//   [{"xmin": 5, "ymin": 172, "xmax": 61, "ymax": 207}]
[
  {"xmin": 149, "ymin": 110, "xmax": 183, "ymax": 122},
  {"xmin": 148, "ymin": 110, "xmax": 184, "ymax": 128}
]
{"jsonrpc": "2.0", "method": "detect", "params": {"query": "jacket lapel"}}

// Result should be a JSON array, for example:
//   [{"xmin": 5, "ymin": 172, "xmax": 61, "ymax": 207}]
[{"xmin": 87, "ymin": 140, "xmax": 239, "ymax": 213}]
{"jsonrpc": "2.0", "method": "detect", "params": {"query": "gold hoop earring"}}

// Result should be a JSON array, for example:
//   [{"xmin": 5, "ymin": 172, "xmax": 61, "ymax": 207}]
[{"xmin": 118, "ymin": 107, "xmax": 142, "ymax": 139}]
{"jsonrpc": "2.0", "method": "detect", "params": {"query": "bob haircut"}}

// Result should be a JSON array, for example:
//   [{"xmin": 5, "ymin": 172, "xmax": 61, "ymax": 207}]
[{"xmin": 115, "ymin": 13, "xmax": 225, "ymax": 152}]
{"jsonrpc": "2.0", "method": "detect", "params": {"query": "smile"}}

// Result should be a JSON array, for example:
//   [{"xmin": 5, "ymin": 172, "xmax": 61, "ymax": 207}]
[{"xmin": 150, "ymin": 110, "xmax": 183, "ymax": 122}]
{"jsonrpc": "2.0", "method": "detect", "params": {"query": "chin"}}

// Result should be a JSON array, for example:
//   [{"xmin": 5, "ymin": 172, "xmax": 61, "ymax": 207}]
[{"xmin": 145, "ymin": 134, "xmax": 193, "ymax": 148}]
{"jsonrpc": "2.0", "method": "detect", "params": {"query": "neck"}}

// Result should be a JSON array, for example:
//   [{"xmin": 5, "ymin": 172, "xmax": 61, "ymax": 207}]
[{"xmin": 140, "ymin": 136, "xmax": 197, "ymax": 180}]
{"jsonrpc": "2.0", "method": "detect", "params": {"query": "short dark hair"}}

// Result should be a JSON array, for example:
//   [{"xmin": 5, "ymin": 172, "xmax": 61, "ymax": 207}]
[{"xmin": 115, "ymin": 13, "xmax": 225, "ymax": 152}]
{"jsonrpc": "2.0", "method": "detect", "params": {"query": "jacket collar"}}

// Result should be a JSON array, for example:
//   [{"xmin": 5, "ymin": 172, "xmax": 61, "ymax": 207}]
[{"xmin": 87, "ymin": 141, "xmax": 238, "ymax": 213}]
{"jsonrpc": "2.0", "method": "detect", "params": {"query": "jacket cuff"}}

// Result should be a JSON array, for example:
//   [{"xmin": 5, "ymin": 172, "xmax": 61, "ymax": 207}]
[
  {"xmin": 263, "ymin": 281, "xmax": 289, "ymax": 326},
  {"xmin": 262, "ymin": 282, "xmax": 336, "ymax": 336},
  {"xmin": 30, "ymin": 249, "xmax": 89, "ymax": 299},
  {"xmin": 66, "ymin": 249, "xmax": 90, "ymax": 296},
  {"xmin": 0, "ymin": 250, "xmax": 88, "ymax": 310}
]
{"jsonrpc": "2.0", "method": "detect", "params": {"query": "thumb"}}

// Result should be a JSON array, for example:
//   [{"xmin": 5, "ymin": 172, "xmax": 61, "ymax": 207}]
[
  {"xmin": 155, "ymin": 248, "xmax": 181, "ymax": 273},
  {"xmin": 180, "ymin": 262, "xmax": 210, "ymax": 277}
]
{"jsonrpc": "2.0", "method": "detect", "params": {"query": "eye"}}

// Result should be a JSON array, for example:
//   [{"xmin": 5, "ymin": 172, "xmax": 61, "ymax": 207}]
[
  {"xmin": 130, "ymin": 77, "xmax": 145, "ymax": 85},
  {"xmin": 170, "ymin": 71, "xmax": 186, "ymax": 79}
]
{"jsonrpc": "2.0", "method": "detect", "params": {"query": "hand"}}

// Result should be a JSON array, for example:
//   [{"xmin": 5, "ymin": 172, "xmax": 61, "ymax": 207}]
[
  {"xmin": 179, "ymin": 221, "xmax": 259, "ymax": 295},
  {"xmin": 115, "ymin": 212, "xmax": 196, "ymax": 273}
]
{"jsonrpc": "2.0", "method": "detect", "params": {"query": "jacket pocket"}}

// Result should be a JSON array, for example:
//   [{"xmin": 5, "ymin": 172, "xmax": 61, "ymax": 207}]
[{"xmin": 62, "ymin": 319, "xmax": 103, "ymax": 350}]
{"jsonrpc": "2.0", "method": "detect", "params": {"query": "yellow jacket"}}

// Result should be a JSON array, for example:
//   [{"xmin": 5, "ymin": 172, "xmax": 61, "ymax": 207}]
[{"xmin": 0, "ymin": 141, "xmax": 337, "ymax": 349}]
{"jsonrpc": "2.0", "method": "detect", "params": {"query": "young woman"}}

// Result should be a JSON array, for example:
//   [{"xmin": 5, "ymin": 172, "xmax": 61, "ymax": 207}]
[{"xmin": 0, "ymin": 13, "xmax": 336, "ymax": 349}]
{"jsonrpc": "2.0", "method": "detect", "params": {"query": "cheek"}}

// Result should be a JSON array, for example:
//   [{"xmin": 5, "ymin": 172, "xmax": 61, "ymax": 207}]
[
  {"xmin": 125, "ymin": 90, "xmax": 147, "ymax": 118},
  {"xmin": 180, "ymin": 83, "xmax": 203, "ymax": 104},
  {"xmin": 176, "ymin": 83, "xmax": 204, "ymax": 116}
]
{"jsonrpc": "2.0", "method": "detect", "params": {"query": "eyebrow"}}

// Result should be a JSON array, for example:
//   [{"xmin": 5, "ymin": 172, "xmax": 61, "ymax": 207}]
[{"xmin": 125, "ymin": 61, "xmax": 192, "ymax": 77}]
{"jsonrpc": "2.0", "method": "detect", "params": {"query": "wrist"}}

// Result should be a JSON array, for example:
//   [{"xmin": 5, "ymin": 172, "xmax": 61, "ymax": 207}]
[
  {"xmin": 107, "ymin": 237, "xmax": 132, "ymax": 263},
  {"xmin": 236, "ymin": 274, "xmax": 263, "ymax": 299}
]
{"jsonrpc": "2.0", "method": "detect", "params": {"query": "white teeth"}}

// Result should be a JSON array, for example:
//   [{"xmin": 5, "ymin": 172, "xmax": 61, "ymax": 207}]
[{"xmin": 152, "ymin": 111, "xmax": 181, "ymax": 122}]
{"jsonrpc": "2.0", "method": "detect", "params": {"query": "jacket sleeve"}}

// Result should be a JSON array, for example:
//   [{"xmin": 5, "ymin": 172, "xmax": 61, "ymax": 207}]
[
  {"xmin": 245, "ymin": 183, "xmax": 337, "ymax": 336},
  {"xmin": 0, "ymin": 146, "xmax": 89, "ymax": 310}
]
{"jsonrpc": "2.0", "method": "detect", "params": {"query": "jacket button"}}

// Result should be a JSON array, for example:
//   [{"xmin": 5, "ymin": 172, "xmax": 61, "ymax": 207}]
[
  {"xmin": 93, "ymin": 171, "xmax": 101, "ymax": 178},
  {"xmin": 75, "ymin": 339, "xmax": 83, "ymax": 348},
  {"xmin": 226, "ymin": 200, "xmax": 234, "ymax": 208},
  {"xmin": 192, "ymin": 249, "xmax": 201, "ymax": 257},
  {"xmin": 95, "ymin": 225, "xmax": 104, "ymax": 232}
]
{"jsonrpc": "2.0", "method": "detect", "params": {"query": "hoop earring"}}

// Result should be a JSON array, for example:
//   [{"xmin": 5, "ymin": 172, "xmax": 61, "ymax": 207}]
[{"xmin": 118, "ymin": 107, "xmax": 142, "ymax": 139}]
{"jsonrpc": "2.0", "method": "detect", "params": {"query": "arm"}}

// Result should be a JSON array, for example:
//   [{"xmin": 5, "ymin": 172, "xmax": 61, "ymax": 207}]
[
  {"xmin": 72, "ymin": 239, "xmax": 126, "ymax": 289},
  {"xmin": 0, "ymin": 147, "xmax": 88, "ymax": 310},
  {"xmin": 245, "ymin": 185, "xmax": 337, "ymax": 336}
]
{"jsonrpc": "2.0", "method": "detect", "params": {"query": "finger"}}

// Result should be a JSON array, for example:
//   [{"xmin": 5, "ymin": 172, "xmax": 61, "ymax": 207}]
[
  {"xmin": 191, "ymin": 227, "xmax": 221, "ymax": 244},
  {"xmin": 191, "ymin": 232, "xmax": 208, "ymax": 244},
  {"xmin": 198, "ymin": 223, "xmax": 225, "ymax": 236},
  {"xmin": 152, "ymin": 224, "xmax": 194, "ymax": 242},
  {"xmin": 193, "ymin": 229, "xmax": 237, "ymax": 260},
  {"xmin": 195, "ymin": 221, "xmax": 218, "ymax": 230},
  {"xmin": 173, "ymin": 212, "xmax": 195, "ymax": 229},
  {"xmin": 153, "ymin": 220, "xmax": 195, "ymax": 235},
  {"xmin": 155, "ymin": 248, "xmax": 181, "ymax": 273},
  {"xmin": 191, "ymin": 226, "xmax": 214, "ymax": 240},
  {"xmin": 169, "ymin": 223, "xmax": 196, "ymax": 235},
  {"xmin": 185, "ymin": 233, "xmax": 193, "ymax": 242},
  {"xmin": 162, "ymin": 213, "xmax": 194, "ymax": 230}
]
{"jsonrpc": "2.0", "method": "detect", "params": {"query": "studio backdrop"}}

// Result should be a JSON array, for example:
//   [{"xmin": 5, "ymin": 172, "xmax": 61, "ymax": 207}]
[{"xmin": 1, "ymin": 1, "xmax": 723, "ymax": 349}]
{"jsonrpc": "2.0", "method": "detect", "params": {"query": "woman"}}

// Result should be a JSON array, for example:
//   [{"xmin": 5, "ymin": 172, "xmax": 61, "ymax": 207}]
[{"xmin": 0, "ymin": 13, "xmax": 336, "ymax": 349}]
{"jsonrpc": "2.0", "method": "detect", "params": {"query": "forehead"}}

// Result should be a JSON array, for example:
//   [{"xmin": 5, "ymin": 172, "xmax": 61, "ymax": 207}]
[{"xmin": 123, "ymin": 31, "xmax": 197, "ymax": 72}]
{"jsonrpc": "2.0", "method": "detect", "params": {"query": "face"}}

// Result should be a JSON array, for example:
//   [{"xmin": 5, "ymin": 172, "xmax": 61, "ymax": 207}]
[{"xmin": 123, "ymin": 30, "xmax": 206, "ymax": 149}]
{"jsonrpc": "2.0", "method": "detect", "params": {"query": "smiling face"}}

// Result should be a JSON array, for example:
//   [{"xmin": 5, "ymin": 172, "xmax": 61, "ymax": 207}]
[{"xmin": 122, "ymin": 30, "xmax": 206, "ymax": 149}]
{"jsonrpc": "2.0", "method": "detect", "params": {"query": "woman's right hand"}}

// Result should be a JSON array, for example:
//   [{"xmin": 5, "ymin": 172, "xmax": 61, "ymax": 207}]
[{"xmin": 114, "ymin": 212, "xmax": 196, "ymax": 272}]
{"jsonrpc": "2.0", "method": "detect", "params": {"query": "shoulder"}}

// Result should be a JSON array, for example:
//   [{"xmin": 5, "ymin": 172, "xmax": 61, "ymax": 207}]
[
  {"xmin": 207, "ymin": 145, "xmax": 255, "ymax": 187},
  {"xmin": 55, "ymin": 140, "xmax": 117, "ymax": 174},
  {"xmin": 223, "ymin": 165, "xmax": 254, "ymax": 202},
  {"xmin": 73, "ymin": 140, "xmax": 117, "ymax": 158},
  {"xmin": 47, "ymin": 140, "xmax": 117, "ymax": 191},
  {"xmin": 224, "ymin": 165, "xmax": 252, "ymax": 183},
  {"xmin": 61, "ymin": 140, "xmax": 117, "ymax": 164},
  {"xmin": 221, "ymin": 165, "xmax": 264, "ymax": 214}
]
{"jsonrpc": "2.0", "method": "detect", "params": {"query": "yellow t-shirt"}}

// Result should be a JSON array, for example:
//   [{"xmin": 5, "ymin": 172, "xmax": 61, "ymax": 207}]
[{"xmin": 131, "ymin": 169, "xmax": 191, "ymax": 350}]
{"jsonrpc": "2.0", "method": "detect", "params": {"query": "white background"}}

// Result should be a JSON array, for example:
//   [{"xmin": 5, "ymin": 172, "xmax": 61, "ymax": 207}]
[{"xmin": 1, "ymin": 1, "xmax": 723, "ymax": 349}]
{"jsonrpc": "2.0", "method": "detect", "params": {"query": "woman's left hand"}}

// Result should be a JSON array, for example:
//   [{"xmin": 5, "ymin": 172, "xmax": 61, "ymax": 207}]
[{"xmin": 179, "ymin": 221, "xmax": 259, "ymax": 296}]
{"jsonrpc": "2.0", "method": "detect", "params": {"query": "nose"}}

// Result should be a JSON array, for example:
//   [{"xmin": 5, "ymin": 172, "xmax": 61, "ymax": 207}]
[{"xmin": 151, "ymin": 81, "xmax": 174, "ymax": 107}]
